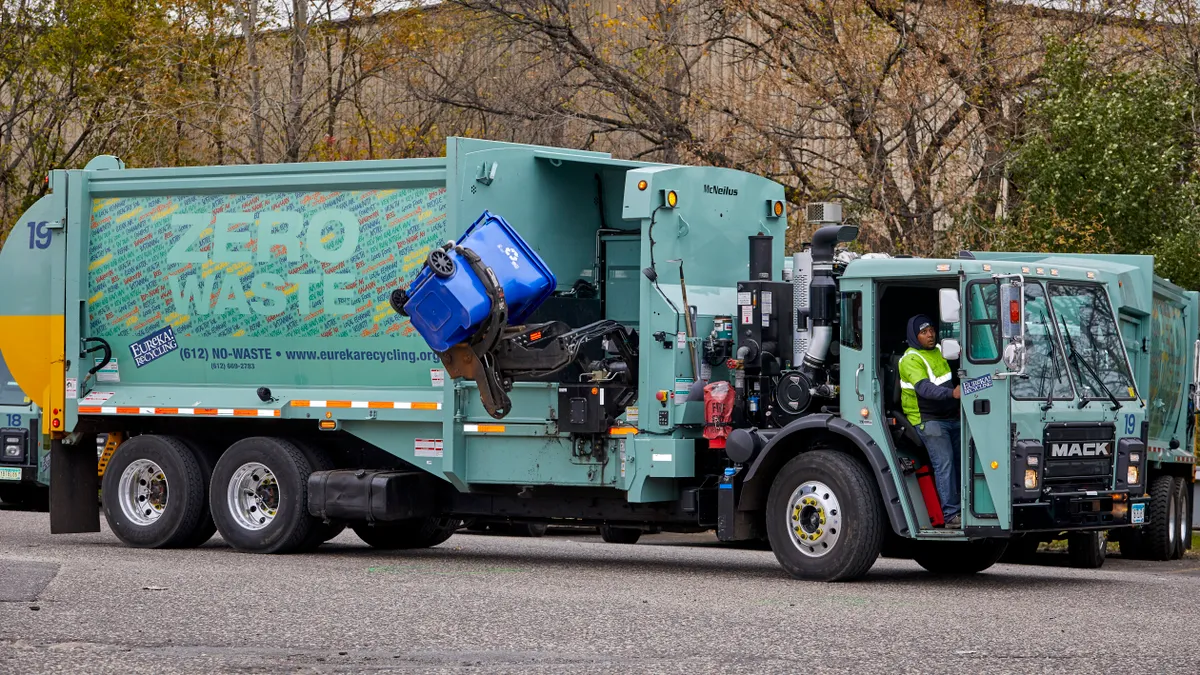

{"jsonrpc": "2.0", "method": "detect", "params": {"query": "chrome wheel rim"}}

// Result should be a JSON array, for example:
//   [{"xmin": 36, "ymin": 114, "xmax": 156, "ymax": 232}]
[
  {"xmin": 786, "ymin": 480, "xmax": 842, "ymax": 558},
  {"xmin": 1168, "ymin": 492, "xmax": 1178, "ymax": 548},
  {"xmin": 227, "ymin": 462, "xmax": 280, "ymax": 531},
  {"xmin": 118, "ymin": 459, "xmax": 169, "ymax": 526},
  {"xmin": 1177, "ymin": 491, "xmax": 1189, "ymax": 551}
]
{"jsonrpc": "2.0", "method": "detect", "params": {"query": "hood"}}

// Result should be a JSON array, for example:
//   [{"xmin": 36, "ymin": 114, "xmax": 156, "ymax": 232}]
[{"xmin": 906, "ymin": 314, "xmax": 933, "ymax": 349}]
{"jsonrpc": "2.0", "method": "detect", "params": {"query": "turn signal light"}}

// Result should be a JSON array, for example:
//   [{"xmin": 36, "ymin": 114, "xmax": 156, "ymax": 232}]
[
  {"xmin": 319, "ymin": 420, "xmax": 337, "ymax": 430},
  {"xmin": 1127, "ymin": 465, "xmax": 1139, "ymax": 485},
  {"xmin": 637, "ymin": 180, "xmax": 648, "ymax": 191},
  {"xmin": 1024, "ymin": 469, "xmax": 1038, "ymax": 490}
]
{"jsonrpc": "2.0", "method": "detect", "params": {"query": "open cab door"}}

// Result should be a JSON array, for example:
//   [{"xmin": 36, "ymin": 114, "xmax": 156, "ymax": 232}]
[{"xmin": 954, "ymin": 274, "xmax": 1027, "ymax": 532}]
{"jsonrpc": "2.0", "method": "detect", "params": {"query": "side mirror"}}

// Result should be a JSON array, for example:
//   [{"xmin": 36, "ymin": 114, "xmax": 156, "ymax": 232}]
[
  {"xmin": 938, "ymin": 288, "xmax": 961, "ymax": 324},
  {"xmin": 939, "ymin": 338, "xmax": 961, "ymax": 361},
  {"xmin": 1003, "ymin": 339, "xmax": 1026, "ymax": 372}
]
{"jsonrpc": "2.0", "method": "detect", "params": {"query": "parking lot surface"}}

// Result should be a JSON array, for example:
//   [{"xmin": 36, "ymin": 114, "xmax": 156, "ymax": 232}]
[{"xmin": 2, "ymin": 507, "xmax": 1199, "ymax": 674}]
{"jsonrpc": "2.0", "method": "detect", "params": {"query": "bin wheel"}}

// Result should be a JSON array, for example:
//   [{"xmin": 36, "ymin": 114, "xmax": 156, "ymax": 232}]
[
  {"xmin": 427, "ymin": 249, "xmax": 456, "ymax": 278},
  {"xmin": 389, "ymin": 289, "xmax": 409, "ymax": 316},
  {"xmin": 1067, "ymin": 530, "xmax": 1106, "ymax": 569}
]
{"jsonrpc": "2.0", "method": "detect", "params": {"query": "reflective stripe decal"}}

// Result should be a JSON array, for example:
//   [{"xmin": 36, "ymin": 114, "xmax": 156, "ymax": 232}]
[
  {"xmin": 902, "ymin": 349, "xmax": 953, "ymax": 386},
  {"xmin": 79, "ymin": 406, "xmax": 281, "ymax": 417},
  {"xmin": 290, "ymin": 400, "xmax": 441, "ymax": 410}
]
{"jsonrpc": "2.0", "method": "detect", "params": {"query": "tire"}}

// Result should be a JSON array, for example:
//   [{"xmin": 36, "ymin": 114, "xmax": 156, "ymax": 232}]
[
  {"xmin": 101, "ymin": 435, "xmax": 208, "ymax": 548},
  {"xmin": 1116, "ymin": 526, "xmax": 1148, "ymax": 559},
  {"xmin": 912, "ymin": 538, "xmax": 1008, "ymax": 575},
  {"xmin": 209, "ymin": 437, "xmax": 320, "ymax": 554},
  {"xmin": 765, "ymin": 450, "xmax": 884, "ymax": 581},
  {"xmin": 289, "ymin": 439, "xmax": 341, "ymax": 550},
  {"xmin": 1000, "ymin": 534, "xmax": 1040, "ymax": 564},
  {"xmin": 320, "ymin": 522, "xmax": 348, "ymax": 543},
  {"xmin": 177, "ymin": 438, "xmax": 218, "ymax": 548},
  {"xmin": 600, "ymin": 525, "xmax": 642, "ymax": 544},
  {"xmin": 0, "ymin": 484, "xmax": 47, "ymax": 509},
  {"xmin": 517, "ymin": 522, "xmax": 548, "ymax": 538},
  {"xmin": 1173, "ymin": 478, "xmax": 1190, "ymax": 560},
  {"xmin": 1144, "ymin": 475, "xmax": 1178, "ymax": 561},
  {"xmin": 1067, "ymin": 531, "xmax": 1106, "ymax": 569},
  {"xmin": 352, "ymin": 517, "xmax": 459, "ymax": 549}
]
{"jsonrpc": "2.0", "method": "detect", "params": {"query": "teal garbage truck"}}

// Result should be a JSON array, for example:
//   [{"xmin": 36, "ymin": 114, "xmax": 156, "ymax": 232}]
[
  {"xmin": 0, "ymin": 138, "xmax": 1184, "ymax": 581},
  {"xmin": 983, "ymin": 253, "xmax": 1197, "ymax": 563},
  {"xmin": 0, "ymin": 351, "xmax": 48, "ymax": 508}
]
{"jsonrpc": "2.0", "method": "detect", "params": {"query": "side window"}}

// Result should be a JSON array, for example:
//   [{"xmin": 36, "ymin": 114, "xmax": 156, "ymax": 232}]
[
  {"xmin": 839, "ymin": 291, "xmax": 862, "ymax": 350},
  {"xmin": 967, "ymin": 281, "xmax": 1000, "ymax": 363}
]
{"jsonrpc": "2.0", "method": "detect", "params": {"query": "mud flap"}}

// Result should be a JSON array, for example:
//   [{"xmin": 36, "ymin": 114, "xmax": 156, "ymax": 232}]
[{"xmin": 49, "ymin": 438, "xmax": 99, "ymax": 533}]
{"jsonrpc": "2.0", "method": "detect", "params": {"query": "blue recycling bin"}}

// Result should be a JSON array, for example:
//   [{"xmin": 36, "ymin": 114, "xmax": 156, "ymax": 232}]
[{"xmin": 403, "ymin": 211, "xmax": 557, "ymax": 353}]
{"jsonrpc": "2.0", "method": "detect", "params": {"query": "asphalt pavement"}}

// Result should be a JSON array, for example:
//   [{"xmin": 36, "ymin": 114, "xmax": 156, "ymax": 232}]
[{"xmin": 2, "ymin": 505, "xmax": 1199, "ymax": 674}]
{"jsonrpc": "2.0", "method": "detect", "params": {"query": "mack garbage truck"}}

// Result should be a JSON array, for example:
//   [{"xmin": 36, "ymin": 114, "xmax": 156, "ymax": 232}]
[{"xmin": 0, "ymin": 138, "xmax": 1189, "ymax": 581}]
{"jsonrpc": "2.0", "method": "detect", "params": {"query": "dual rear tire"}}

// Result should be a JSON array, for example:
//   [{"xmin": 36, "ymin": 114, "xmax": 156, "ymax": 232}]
[{"xmin": 102, "ymin": 434, "xmax": 455, "ymax": 552}]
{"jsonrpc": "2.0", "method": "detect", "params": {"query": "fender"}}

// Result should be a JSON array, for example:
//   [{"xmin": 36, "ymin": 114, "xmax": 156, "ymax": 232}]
[{"xmin": 737, "ymin": 414, "xmax": 913, "ymax": 537}]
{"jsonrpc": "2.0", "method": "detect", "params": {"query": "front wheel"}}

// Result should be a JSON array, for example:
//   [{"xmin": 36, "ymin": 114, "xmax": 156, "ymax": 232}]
[
  {"xmin": 765, "ymin": 450, "xmax": 885, "ymax": 581},
  {"xmin": 352, "ymin": 517, "xmax": 460, "ymax": 549},
  {"xmin": 599, "ymin": 525, "xmax": 641, "ymax": 544},
  {"xmin": 1067, "ymin": 531, "xmax": 1106, "ymax": 569},
  {"xmin": 912, "ymin": 539, "xmax": 1008, "ymax": 575}
]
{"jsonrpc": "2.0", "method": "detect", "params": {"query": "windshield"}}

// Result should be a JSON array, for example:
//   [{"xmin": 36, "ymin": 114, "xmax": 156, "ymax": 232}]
[
  {"xmin": 1048, "ymin": 283, "xmax": 1136, "ymax": 400},
  {"xmin": 0, "ymin": 354, "xmax": 27, "ymax": 406},
  {"xmin": 1011, "ymin": 282, "xmax": 1073, "ymax": 400}
]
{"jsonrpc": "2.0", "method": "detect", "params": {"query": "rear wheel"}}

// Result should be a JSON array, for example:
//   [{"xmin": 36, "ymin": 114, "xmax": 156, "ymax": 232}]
[
  {"xmin": 209, "ymin": 437, "xmax": 321, "ymax": 554},
  {"xmin": 101, "ymin": 435, "xmax": 207, "ymax": 548},
  {"xmin": 765, "ymin": 450, "xmax": 884, "ymax": 581},
  {"xmin": 1067, "ymin": 531, "xmax": 1106, "ymax": 569},
  {"xmin": 912, "ymin": 539, "xmax": 1008, "ymax": 575},
  {"xmin": 1144, "ymin": 475, "xmax": 1178, "ymax": 561},
  {"xmin": 352, "ymin": 517, "xmax": 459, "ymax": 549},
  {"xmin": 177, "ymin": 438, "xmax": 218, "ymax": 548},
  {"xmin": 599, "ymin": 525, "xmax": 642, "ymax": 544},
  {"xmin": 1173, "ymin": 478, "xmax": 1190, "ymax": 560}
]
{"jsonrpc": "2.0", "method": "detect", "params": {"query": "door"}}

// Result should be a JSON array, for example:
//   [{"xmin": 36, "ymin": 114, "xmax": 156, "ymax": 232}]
[{"xmin": 958, "ymin": 275, "xmax": 1017, "ymax": 530}]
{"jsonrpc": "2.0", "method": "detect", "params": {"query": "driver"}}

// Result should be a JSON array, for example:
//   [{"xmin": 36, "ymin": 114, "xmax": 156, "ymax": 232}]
[{"xmin": 900, "ymin": 314, "xmax": 962, "ymax": 528}]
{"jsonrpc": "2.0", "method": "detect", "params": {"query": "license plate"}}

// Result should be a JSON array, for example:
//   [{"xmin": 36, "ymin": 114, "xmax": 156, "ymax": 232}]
[
  {"xmin": 0, "ymin": 466, "xmax": 21, "ymax": 481},
  {"xmin": 1131, "ymin": 502, "xmax": 1146, "ymax": 524}
]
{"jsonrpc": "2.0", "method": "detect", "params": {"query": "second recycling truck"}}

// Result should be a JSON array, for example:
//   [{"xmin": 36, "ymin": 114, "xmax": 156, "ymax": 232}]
[{"xmin": 0, "ymin": 138, "xmax": 1194, "ymax": 580}]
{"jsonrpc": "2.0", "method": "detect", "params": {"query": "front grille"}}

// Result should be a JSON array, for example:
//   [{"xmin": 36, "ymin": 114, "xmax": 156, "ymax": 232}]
[{"xmin": 1043, "ymin": 423, "xmax": 1114, "ymax": 491}]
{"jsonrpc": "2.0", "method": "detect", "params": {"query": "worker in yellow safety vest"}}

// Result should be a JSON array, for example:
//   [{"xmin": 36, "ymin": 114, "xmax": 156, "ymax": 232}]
[{"xmin": 900, "ymin": 314, "xmax": 962, "ymax": 528}]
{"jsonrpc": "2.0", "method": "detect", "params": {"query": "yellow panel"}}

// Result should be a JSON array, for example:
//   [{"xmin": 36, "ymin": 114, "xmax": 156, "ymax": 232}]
[{"xmin": 0, "ymin": 314, "xmax": 65, "ymax": 435}]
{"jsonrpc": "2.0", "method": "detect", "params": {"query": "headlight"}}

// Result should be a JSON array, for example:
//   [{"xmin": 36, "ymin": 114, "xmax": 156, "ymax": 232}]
[
  {"xmin": 3, "ymin": 444, "xmax": 20, "ymax": 458},
  {"xmin": 96, "ymin": 434, "xmax": 107, "ymax": 459},
  {"xmin": 1026, "ymin": 455, "xmax": 1039, "ymax": 467},
  {"xmin": 1024, "ymin": 469, "xmax": 1038, "ymax": 489},
  {"xmin": 1127, "ymin": 465, "xmax": 1139, "ymax": 485}
]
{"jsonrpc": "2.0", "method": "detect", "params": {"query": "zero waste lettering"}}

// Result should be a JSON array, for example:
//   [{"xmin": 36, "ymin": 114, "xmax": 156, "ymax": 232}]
[{"xmin": 88, "ymin": 189, "xmax": 448, "ymax": 338}]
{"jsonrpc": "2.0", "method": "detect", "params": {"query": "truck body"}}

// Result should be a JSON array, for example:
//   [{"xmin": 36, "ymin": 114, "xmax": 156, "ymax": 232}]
[{"xmin": 0, "ymin": 138, "xmax": 1185, "ymax": 579}]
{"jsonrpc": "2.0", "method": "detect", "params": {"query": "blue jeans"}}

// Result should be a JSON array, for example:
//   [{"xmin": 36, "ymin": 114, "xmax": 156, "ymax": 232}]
[{"xmin": 916, "ymin": 419, "xmax": 961, "ymax": 521}]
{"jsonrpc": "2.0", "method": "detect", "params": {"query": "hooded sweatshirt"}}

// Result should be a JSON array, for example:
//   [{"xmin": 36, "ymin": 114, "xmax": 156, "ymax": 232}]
[{"xmin": 899, "ymin": 314, "xmax": 959, "ymax": 426}]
